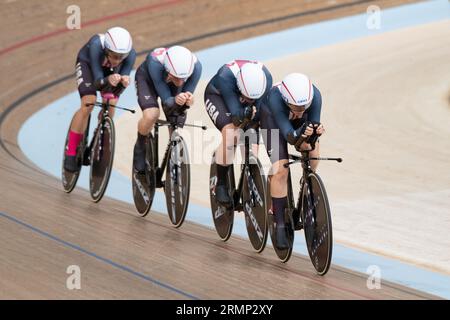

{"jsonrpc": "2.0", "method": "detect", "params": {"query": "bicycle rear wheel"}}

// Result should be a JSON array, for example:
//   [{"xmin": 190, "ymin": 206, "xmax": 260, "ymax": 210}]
[
  {"xmin": 301, "ymin": 172, "xmax": 333, "ymax": 275},
  {"xmin": 268, "ymin": 170, "xmax": 295, "ymax": 262},
  {"xmin": 62, "ymin": 115, "xmax": 89, "ymax": 193},
  {"xmin": 164, "ymin": 132, "xmax": 190, "ymax": 227},
  {"xmin": 242, "ymin": 154, "xmax": 268, "ymax": 253},
  {"xmin": 132, "ymin": 134, "xmax": 156, "ymax": 217},
  {"xmin": 89, "ymin": 116, "xmax": 115, "ymax": 203},
  {"xmin": 209, "ymin": 152, "xmax": 235, "ymax": 241}
]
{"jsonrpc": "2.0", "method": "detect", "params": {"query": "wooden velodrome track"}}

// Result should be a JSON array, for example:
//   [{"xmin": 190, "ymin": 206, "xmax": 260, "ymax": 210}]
[{"xmin": 0, "ymin": 0, "xmax": 438, "ymax": 299}]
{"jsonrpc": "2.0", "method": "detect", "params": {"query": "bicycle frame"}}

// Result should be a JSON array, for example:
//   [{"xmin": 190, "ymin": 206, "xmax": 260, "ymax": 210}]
[
  {"xmin": 285, "ymin": 145, "xmax": 342, "ymax": 229},
  {"xmin": 152, "ymin": 118, "xmax": 207, "ymax": 187},
  {"xmin": 232, "ymin": 134, "xmax": 260, "ymax": 212},
  {"xmin": 85, "ymin": 99, "xmax": 111, "ymax": 161},
  {"xmin": 153, "ymin": 120, "xmax": 176, "ymax": 188},
  {"xmin": 291, "ymin": 151, "xmax": 312, "ymax": 229}
]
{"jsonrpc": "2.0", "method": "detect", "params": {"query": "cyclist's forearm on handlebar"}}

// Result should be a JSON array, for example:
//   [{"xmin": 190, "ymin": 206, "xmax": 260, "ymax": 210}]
[{"xmin": 94, "ymin": 77, "xmax": 108, "ymax": 91}]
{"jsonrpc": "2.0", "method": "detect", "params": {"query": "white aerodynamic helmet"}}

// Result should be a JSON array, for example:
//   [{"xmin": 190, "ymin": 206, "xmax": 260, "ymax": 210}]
[
  {"xmin": 280, "ymin": 73, "xmax": 314, "ymax": 108},
  {"xmin": 163, "ymin": 46, "xmax": 195, "ymax": 79},
  {"xmin": 104, "ymin": 27, "xmax": 132, "ymax": 56},
  {"xmin": 236, "ymin": 63, "xmax": 267, "ymax": 100}
]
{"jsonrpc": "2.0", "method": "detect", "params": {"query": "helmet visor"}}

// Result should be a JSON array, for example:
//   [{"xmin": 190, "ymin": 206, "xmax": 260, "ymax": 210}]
[
  {"xmin": 169, "ymin": 73, "xmax": 188, "ymax": 81},
  {"xmin": 105, "ymin": 49, "xmax": 129, "ymax": 61},
  {"xmin": 288, "ymin": 101, "xmax": 311, "ymax": 112},
  {"xmin": 166, "ymin": 72, "xmax": 188, "ymax": 87}
]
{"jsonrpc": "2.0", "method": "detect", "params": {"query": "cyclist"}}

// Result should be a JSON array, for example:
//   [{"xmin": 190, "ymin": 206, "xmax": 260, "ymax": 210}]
[
  {"xmin": 133, "ymin": 45, "xmax": 202, "ymax": 173},
  {"xmin": 204, "ymin": 60, "xmax": 272, "ymax": 208},
  {"xmin": 64, "ymin": 27, "xmax": 136, "ymax": 172},
  {"xmin": 260, "ymin": 72, "xmax": 325, "ymax": 249}
]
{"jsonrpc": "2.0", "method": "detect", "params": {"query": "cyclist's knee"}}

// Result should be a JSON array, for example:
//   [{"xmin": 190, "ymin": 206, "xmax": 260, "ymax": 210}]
[
  {"xmin": 81, "ymin": 95, "xmax": 96, "ymax": 105},
  {"xmin": 137, "ymin": 108, "xmax": 158, "ymax": 134},
  {"xmin": 309, "ymin": 141, "xmax": 320, "ymax": 156},
  {"xmin": 140, "ymin": 108, "xmax": 159, "ymax": 129},
  {"xmin": 271, "ymin": 160, "xmax": 289, "ymax": 179},
  {"xmin": 142, "ymin": 107, "xmax": 159, "ymax": 122},
  {"xmin": 80, "ymin": 95, "xmax": 96, "ymax": 114},
  {"xmin": 221, "ymin": 123, "xmax": 238, "ymax": 146}
]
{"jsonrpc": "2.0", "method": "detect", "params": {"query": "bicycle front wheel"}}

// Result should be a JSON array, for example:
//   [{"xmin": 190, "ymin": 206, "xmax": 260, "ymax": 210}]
[
  {"xmin": 164, "ymin": 132, "xmax": 190, "ymax": 228},
  {"xmin": 89, "ymin": 116, "xmax": 115, "ymax": 203},
  {"xmin": 301, "ymin": 172, "xmax": 333, "ymax": 275}
]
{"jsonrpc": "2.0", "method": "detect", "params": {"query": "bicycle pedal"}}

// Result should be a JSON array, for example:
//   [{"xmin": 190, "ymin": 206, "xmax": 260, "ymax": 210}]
[
  {"xmin": 292, "ymin": 208, "xmax": 302, "ymax": 230},
  {"xmin": 294, "ymin": 221, "xmax": 303, "ymax": 231},
  {"xmin": 219, "ymin": 201, "xmax": 234, "ymax": 211},
  {"xmin": 133, "ymin": 169, "xmax": 146, "ymax": 177}
]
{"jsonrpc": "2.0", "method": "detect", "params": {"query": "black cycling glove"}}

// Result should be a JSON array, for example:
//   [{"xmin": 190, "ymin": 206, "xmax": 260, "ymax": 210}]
[{"xmin": 232, "ymin": 105, "xmax": 253, "ymax": 127}]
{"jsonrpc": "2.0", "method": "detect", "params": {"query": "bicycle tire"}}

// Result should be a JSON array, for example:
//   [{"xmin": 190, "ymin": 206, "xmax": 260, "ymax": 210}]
[
  {"xmin": 164, "ymin": 133, "xmax": 190, "ymax": 228},
  {"xmin": 209, "ymin": 152, "xmax": 235, "ymax": 241},
  {"xmin": 242, "ymin": 154, "xmax": 268, "ymax": 253},
  {"xmin": 89, "ymin": 116, "xmax": 115, "ymax": 203},
  {"xmin": 301, "ymin": 172, "xmax": 333, "ymax": 275},
  {"xmin": 132, "ymin": 133, "xmax": 156, "ymax": 217}
]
